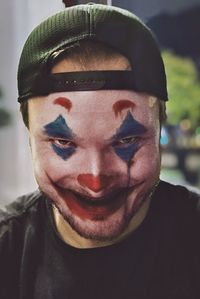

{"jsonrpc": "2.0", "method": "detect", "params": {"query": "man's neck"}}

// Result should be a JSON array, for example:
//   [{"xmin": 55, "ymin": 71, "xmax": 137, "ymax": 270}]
[{"xmin": 53, "ymin": 197, "xmax": 151, "ymax": 249}]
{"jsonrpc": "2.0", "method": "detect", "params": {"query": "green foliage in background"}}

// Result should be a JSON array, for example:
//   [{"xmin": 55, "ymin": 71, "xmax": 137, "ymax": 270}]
[{"xmin": 162, "ymin": 51, "xmax": 200, "ymax": 127}]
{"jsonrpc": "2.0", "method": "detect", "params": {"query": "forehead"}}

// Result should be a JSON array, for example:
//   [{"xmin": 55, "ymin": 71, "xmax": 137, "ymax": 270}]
[
  {"xmin": 28, "ymin": 90, "xmax": 159, "ymax": 128},
  {"xmin": 51, "ymin": 48, "xmax": 131, "ymax": 73}
]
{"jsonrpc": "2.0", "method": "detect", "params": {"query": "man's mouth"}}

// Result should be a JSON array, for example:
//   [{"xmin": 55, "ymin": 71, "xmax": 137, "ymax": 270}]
[
  {"xmin": 72, "ymin": 189, "xmax": 126, "ymax": 205},
  {"xmin": 54, "ymin": 184, "xmax": 132, "ymax": 220}
]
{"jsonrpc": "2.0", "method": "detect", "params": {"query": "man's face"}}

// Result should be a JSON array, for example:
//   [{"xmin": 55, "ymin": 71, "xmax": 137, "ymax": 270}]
[{"xmin": 28, "ymin": 58, "xmax": 161, "ymax": 241}]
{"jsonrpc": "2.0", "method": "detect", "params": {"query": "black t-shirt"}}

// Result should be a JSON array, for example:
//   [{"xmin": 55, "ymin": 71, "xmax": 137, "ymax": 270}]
[{"xmin": 0, "ymin": 181, "xmax": 200, "ymax": 299}]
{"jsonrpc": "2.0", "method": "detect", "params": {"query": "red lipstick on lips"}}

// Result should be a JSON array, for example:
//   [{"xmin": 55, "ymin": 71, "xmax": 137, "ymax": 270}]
[{"xmin": 57, "ymin": 188, "xmax": 126, "ymax": 221}]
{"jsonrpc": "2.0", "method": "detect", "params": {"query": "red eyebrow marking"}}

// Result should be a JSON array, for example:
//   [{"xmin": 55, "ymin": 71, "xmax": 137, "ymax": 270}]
[
  {"xmin": 113, "ymin": 100, "xmax": 135, "ymax": 117},
  {"xmin": 53, "ymin": 97, "xmax": 72, "ymax": 112}
]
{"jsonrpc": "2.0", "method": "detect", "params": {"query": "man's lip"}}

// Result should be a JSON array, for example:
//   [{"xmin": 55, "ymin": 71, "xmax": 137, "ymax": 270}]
[
  {"xmin": 73, "ymin": 189, "xmax": 126, "ymax": 205},
  {"xmin": 55, "ymin": 185, "xmax": 133, "ymax": 206},
  {"xmin": 53, "ymin": 182, "xmax": 143, "ymax": 220},
  {"xmin": 56, "ymin": 186, "xmax": 127, "ymax": 220}
]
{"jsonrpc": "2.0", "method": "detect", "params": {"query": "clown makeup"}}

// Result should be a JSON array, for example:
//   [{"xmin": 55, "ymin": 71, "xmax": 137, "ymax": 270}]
[
  {"xmin": 44, "ymin": 115, "xmax": 76, "ymax": 160},
  {"xmin": 28, "ymin": 89, "xmax": 161, "ymax": 244},
  {"xmin": 111, "ymin": 111, "xmax": 147, "ymax": 162}
]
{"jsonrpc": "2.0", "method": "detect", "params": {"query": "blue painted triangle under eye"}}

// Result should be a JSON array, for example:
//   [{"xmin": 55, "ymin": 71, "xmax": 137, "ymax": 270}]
[
  {"xmin": 44, "ymin": 115, "xmax": 75, "ymax": 160},
  {"xmin": 114, "ymin": 143, "xmax": 139, "ymax": 162},
  {"xmin": 112, "ymin": 112, "xmax": 147, "ymax": 162},
  {"xmin": 52, "ymin": 143, "xmax": 75, "ymax": 160}
]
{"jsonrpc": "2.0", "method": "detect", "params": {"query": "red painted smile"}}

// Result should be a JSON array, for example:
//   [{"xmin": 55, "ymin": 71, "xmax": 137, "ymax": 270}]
[{"xmin": 55, "ymin": 187, "xmax": 131, "ymax": 221}]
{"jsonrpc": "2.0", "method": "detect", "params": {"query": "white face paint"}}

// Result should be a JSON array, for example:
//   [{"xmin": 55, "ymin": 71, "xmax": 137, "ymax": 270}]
[{"xmin": 29, "ymin": 88, "xmax": 161, "ymax": 241}]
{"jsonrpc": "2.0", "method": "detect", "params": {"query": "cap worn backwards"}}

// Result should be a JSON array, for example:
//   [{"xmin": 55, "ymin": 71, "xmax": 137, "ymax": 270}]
[{"xmin": 17, "ymin": 3, "xmax": 168, "ymax": 102}]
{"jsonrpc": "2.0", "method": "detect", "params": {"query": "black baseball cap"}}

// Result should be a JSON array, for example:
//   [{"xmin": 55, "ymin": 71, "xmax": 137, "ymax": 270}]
[{"xmin": 17, "ymin": 3, "xmax": 168, "ymax": 102}]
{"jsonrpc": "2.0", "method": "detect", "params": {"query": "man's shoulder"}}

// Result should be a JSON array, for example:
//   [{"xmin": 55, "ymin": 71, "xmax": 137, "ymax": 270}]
[
  {"xmin": 156, "ymin": 180, "xmax": 200, "ymax": 229},
  {"xmin": 0, "ymin": 191, "xmax": 47, "ymax": 295},
  {"xmin": 0, "ymin": 190, "xmax": 45, "ymax": 242},
  {"xmin": 0, "ymin": 190, "xmax": 43, "ymax": 222},
  {"xmin": 158, "ymin": 180, "xmax": 200, "ymax": 204}
]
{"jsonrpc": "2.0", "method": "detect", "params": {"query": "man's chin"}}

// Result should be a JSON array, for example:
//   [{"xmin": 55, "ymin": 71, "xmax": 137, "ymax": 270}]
[
  {"xmin": 40, "ymin": 180, "xmax": 159, "ymax": 242},
  {"xmin": 54, "ymin": 200, "xmax": 131, "ymax": 242},
  {"xmin": 46, "ymin": 189, "xmax": 143, "ymax": 242},
  {"xmin": 41, "ymin": 186, "xmax": 132, "ymax": 241}
]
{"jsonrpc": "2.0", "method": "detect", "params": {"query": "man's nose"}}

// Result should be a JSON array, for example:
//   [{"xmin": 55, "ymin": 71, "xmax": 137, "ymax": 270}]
[{"xmin": 77, "ymin": 174, "xmax": 111, "ymax": 193}]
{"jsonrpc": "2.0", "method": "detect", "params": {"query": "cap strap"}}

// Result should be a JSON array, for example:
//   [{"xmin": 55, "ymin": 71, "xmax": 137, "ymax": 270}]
[
  {"xmin": 48, "ymin": 71, "xmax": 136, "ymax": 92},
  {"xmin": 18, "ymin": 70, "xmax": 167, "ymax": 102}
]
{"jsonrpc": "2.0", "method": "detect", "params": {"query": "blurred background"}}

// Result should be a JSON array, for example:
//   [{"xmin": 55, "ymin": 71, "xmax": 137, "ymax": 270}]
[{"xmin": 0, "ymin": 0, "xmax": 200, "ymax": 206}]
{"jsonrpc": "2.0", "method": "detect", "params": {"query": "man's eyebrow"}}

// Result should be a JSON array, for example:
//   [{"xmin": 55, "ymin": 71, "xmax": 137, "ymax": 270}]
[
  {"xmin": 53, "ymin": 97, "xmax": 72, "ymax": 112},
  {"xmin": 110, "ymin": 111, "xmax": 147, "ymax": 141},
  {"xmin": 112, "ymin": 100, "xmax": 135, "ymax": 117},
  {"xmin": 43, "ymin": 115, "xmax": 74, "ymax": 139}
]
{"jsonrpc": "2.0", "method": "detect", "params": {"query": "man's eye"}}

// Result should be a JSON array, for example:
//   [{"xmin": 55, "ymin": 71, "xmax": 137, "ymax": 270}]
[
  {"xmin": 113, "ymin": 136, "xmax": 138, "ymax": 146},
  {"xmin": 51, "ymin": 139, "xmax": 76, "ymax": 148}
]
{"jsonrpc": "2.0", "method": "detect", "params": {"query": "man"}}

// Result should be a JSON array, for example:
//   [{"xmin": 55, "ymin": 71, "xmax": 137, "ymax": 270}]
[{"xmin": 0, "ymin": 3, "xmax": 200, "ymax": 299}]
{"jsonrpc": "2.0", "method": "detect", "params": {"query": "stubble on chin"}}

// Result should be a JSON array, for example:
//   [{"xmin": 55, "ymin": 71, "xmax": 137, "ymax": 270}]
[{"xmin": 42, "ymin": 179, "xmax": 160, "ymax": 243}]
